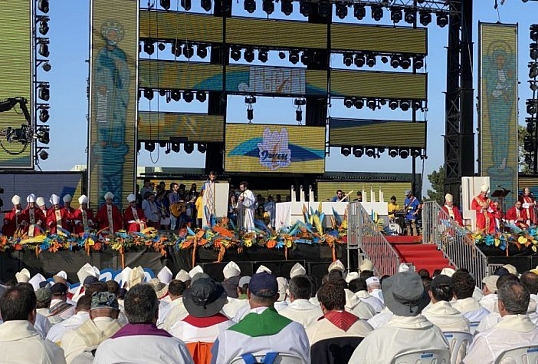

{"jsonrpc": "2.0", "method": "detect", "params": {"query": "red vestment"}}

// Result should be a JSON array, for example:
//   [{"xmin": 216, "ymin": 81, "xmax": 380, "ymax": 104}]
[
  {"xmin": 72, "ymin": 208, "xmax": 96, "ymax": 234},
  {"xmin": 123, "ymin": 206, "xmax": 147, "ymax": 232},
  {"xmin": 63, "ymin": 206, "xmax": 76, "ymax": 233},
  {"xmin": 471, "ymin": 195, "xmax": 496, "ymax": 234},
  {"xmin": 46, "ymin": 207, "xmax": 71, "ymax": 234},
  {"xmin": 520, "ymin": 194, "xmax": 536, "ymax": 225},
  {"xmin": 20, "ymin": 207, "xmax": 46, "ymax": 236},
  {"xmin": 96, "ymin": 204, "xmax": 123, "ymax": 233},
  {"xmin": 505, "ymin": 206, "xmax": 530, "ymax": 229},
  {"xmin": 441, "ymin": 204, "xmax": 463, "ymax": 226},
  {"xmin": 2, "ymin": 209, "xmax": 23, "ymax": 237}
]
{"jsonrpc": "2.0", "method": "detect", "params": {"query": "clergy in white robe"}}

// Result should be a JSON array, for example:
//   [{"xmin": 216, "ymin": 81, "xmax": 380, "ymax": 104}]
[
  {"xmin": 279, "ymin": 275, "xmax": 323, "ymax": 327},
  {"xmin": 47, "ymin": 295, "xmax": 92, "ymax": 344},
  {"xmin": 238, "ymin": 181, "xmax": 256, "ymax": 232}
]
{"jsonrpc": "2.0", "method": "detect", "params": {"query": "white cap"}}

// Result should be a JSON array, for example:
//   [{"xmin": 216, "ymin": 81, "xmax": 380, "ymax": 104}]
[
  {"xmin": 502, "ymin": 264, "xmax": 518, "ymax": 275},
  {"xmin": 77, "ymin": 263, "xmax": 98, "ymax": 284},
  {"xmin": 188, "ymin": 265, "xmax": 204, "ymax": 279},
  {"xmin": 239, "ymin": 276, "xmax": 251, "ymax": 287},
  {"xmin": 11, "ymin": 195, "xmax": 21, "ymax": 205},
  {"xmin": 445, "ymin": 193, "xmax": 453, "ymax": 202},
  {"xmin": 50, "ymin": 194, "xmax": 60, "ymax": 205},
  {"xmin": 78, "ymin": 195, "xmax": 89, "ymax": 204},
  {"xmin": 104, "ymin": 192, "xmax": 114, "ymax": 200},
  {"xmin": 366, "ymin": 276, "xmax": 380, "ymax": 286},
  {"xmin": 482, "ymin": 275, "xmax": 499, "ymax": 293},
  {"xmin": 276, "ymin": 277, "xmax": 288, "ymax": 302},
  {"xmin": 128, "ymin": 266, "xmax": 145, "ymax": 289},
  {"xmin": 480, "ymin": 184, "xmax": 489, "ymax": 192},
  {"xmin": 127, "ymin": 193, "xmax": 137, "ymax": 203},
  {"xmin": 27, "ymin": 194, "xmax": 36, "ymax": 203},
  {"xmin": 256, "ymin": 265, "xmax": 272, "ymax": 274},
  {"xmin": 157, "ymin": 266, "xmax": 173, "ymax": 284},
  {"xmin": 55, "ymin": 270, "xmax": 68, "ymax": 280},
  {"xmin": 359, "ymin": 259, "xmax": 374, "ymax": 272},
  {"xmin": 175, "ymin": 269, "xmax": 191, "ymax": 282},
  {"xmin": 29, "ymin": 273, "xmax": 46, "ymax": 291},
  {"xmin": 223, "ymin": 261, "xmax": 241, "ymax": 279},
  {"xmin": 344, "ymin": 288, "xmax": 359, "ymax": 311},
  {"xmin": 15, "ymin": 268, "xmax": 31, "ymax": 283},
  {"xmin": 36, "ymin": 197, "xmax": 46, "ymax": 207},
  {"xmin": 345, "ymin": 271, "xmax": 359, "ymax": 283},
  {"xmin": 63, "ymin": 194, "xmax": 72, "ymax": 203},
  {"xmin": 398, "ymin": 263, "xmax": 410, "ymax": 273},
  {"xmin": 290, "ymin": 262, "xmax": 306, "ymax": 278},
  {"xmin": 440, "ymin": 267, "xmax": 455, "ymax": 277},
  {"xmin": 328, "ymin": 260, "xmax": 345, "ymax": 273}
]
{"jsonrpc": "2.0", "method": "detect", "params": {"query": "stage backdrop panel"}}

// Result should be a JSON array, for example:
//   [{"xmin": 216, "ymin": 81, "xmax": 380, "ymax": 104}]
[
  {"xmin": 88, "ymin": 0, "xmax": 138, "ymax": 209},
  {"xmin": 479, "ymin": 23, "xmax": 518, "ymax": 206},
  {"xmin": 0, "ymin": 2, "xmax": 32, "ymax": 169},
  {"xmin": 225, "ymin": 124, "xmax": 325, "ymax": 174}
]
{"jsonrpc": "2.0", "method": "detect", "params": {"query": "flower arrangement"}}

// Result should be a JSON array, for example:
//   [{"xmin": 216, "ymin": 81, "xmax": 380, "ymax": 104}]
[{"xmin": 471, "ymin": 222, "xmax": 538, "ymax": 253}]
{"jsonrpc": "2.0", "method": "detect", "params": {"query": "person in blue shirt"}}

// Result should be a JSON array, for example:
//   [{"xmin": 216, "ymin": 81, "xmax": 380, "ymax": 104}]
[
  {"xmin": 331, "ymin": 190, "xmax": 348, "ymax": 202},
  {"xmin": 404, "ymin": 190, "xmax": 420, "ymax": 236}
]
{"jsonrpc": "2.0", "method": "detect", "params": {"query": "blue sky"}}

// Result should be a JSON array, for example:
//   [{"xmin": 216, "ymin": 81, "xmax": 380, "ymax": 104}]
[{"xmin": 42, "ymin": 0, "xmax": 537, "ymax": 191}]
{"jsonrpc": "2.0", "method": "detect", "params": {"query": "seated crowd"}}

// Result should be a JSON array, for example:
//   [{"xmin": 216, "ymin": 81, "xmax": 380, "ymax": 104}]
[{"xmin": 1, "ymin": 260, "xmax": 538, "ymax": 364}]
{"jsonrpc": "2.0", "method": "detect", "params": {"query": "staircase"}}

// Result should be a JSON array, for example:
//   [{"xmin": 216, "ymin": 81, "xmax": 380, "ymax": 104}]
[{"xmin": 386, "ymin": 236, "xmax": 454, "ymax": 274}]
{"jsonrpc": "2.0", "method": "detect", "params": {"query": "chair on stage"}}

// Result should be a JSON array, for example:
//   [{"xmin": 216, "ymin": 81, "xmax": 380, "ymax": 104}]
[
  {"xmin": 443, "ymin": 331, "xmax": 473, "ymax": 364},
  {"xmin": 494, "ymin": 345, "xmax": 538, "ymax": 364},
  {"xmin": 390, "ymin": 348, "xmax": 451, "ymax": 364},
  {"xmin": 230, "ymin": 352, "xmax": 304, "ymax": 364}
]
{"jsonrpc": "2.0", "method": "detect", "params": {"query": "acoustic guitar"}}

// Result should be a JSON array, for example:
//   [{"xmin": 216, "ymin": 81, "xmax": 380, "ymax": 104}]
[{"xmin": 170, "ymin": 202, "xmax": 186, "ymax": 217}]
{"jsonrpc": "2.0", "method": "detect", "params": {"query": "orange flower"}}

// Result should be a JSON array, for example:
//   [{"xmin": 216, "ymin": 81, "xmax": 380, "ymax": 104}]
[
  {"xmin": 15, "ymin": 243, "xmax": 23, "ymax": 251},
  {"xmin": 93, "ymin": 242, "xmax": 102, "ymax": 251},
  {"xmin": 266, "ymin": 240, "xmax": 277, "ymax": 249}
]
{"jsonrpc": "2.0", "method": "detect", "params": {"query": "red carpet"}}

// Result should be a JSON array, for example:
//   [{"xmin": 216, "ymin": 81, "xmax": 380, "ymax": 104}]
[{"xmin": 390, "ymin": 238, "xmax": 454, "ymax": 274}]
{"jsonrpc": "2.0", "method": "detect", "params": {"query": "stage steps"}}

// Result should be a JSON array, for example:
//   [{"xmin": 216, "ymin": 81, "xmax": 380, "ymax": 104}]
[{"xmin": 388, "ymin": 237, "xmax": 454, "ymax": 275}]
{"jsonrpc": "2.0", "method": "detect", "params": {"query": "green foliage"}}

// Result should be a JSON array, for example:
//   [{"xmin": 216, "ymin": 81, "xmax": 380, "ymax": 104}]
[
  {"xmin": 519, "ymin": 124, "xmax": 532, "ymax": 175},
  {"xmin": 426, "ymin": 165, "xmax": 445, "ymax": 205}
]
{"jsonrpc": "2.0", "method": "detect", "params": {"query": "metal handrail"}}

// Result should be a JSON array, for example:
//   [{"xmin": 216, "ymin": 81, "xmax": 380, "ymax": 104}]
[
  {"xmin": 347, "ymin": 202, "xmax": 400, "ymax": 276},
  {"xmin": 422, "ymin": 201, "xmax": 489, "ymax": 283}
]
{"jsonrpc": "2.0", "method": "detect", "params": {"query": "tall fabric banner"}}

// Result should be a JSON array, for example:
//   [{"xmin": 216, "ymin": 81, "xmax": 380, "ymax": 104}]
[
  {"xmin": 89, "ymin": 0, "xmax": 138, "ymax": 209},
  {"xmin": 479, "ymin": 23, "xmax": 518, "ymax": 207}
]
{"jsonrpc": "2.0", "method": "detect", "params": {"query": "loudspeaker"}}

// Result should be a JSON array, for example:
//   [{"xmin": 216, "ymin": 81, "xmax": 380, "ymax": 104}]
[
  {"xmin": 307, "ymin": 261, "xmax": 331, "ymax": 290},
  {"xmin": 253, "ymin": 260, "xmax": 305, "ymax": 279},
  {"xmin": 199, "ymin": 261, "xmax": 254, "ymax": 282}
]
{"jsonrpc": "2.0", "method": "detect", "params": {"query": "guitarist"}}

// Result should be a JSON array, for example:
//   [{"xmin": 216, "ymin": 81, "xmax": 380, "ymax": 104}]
[{"xmin": 404, "ymin": 190, "xmax": 420, "ymax": 236}]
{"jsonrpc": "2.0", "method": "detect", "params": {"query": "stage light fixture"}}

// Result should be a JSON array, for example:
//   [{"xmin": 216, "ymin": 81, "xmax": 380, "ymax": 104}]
[
  {"xmin": 278, "ymin": 51, "xmax": 286, "ymax": 60},
  {"xmin": 390, "ymin": 56, "xmax": 400, "ymax": 68},
  {"xmin": 530, "ymin": 62, "xmax": 538, "ymax": 78},
  {"xmin": 245, "ymin": 95, "xmax": 257, "ymax": 104},
  {"xmin": 38, "ymin": 39, "xmax": 50, "ymax": 58},
  {"xmin": 196, "ymin": 92, "xmax": 206, "ymax": 102},
  {"xmin": 159, "ymin": 141, "xmax": 167, "ymax": 148},
  {"xmin": 336, "ymin": 3, "xmax": 347, "ymax": 19},
  {"xmin": 172, "ymin": 142, "xmax": 180, "ymax": 153},
  {"xmin": 158, "ymin": 43, "xmax": 166, "ymax": 51},
  {"xmin": 354, "ymin": 99, "xmax": 364, "ymax": 109},
  {"xmin": 413, "ymin": 101, "xmax": 422, "ymax": 111},
  {"xmin": 38, "ymin": 0, "xmax": 49, "ymax": 13},
  {"xmin": 400, "ymin": 56, "xmax": 411, "ymax": 70},
  {"xmin": 263, "ymin": 0, "xmax": 274, "ymax": 15},
  {"xmin": 318, "ymin": 1, "xmax": 330, "ymax": 18},
  {"xmin": 181, "ymin": 0, "xmax": 191, "ymax": 10},
  {"xmin": 39, "ymin": 150, "xmax": 48, "ymax": 160},
  {"xmin": 404, "ymin": 8, "xmax": 416, "ymax": 24},
  {"xmin": 527, "ymin": 121, "xmax": 536, "ymax": 134},
  {"xmin": 389, "ymin": 100, "xmax": 398, "ymax": 110},
  {"xmin": 343, "ymin": 53, "xmax": 353, "ymax": 67},
  {"xmin": 371, "ymin": 5, "xmax": 383, "ymax": 21},
  {"xmin": 389, "ymin": 148, "xmax": 398, "ymax": 158},
  {"xmin": 354, "ymin": 3, "xmax": 365, "ymax": 20},
  {"xmin": 244, "ymin": 0, "xmax": 256, "ymax": 13},
  {"xmin": 38, "ymin": 83, "xmax": 50, "ymax": 101},
  {"xmin": 296, "ymin": 109, "xmax": 303, "ymax": 122},
  {"xmin": 367, "ymin": 99, "xmax": 377, "ymax": 110},
  {"xmin": 365, "ymin": 148, "xmax": 375, "ymax": 158},
  {"xmin": 183, "ymin": 91, "xmax": 194, "ymax": 103},
  {"xmin": 258, "ymin": 48, "xmax": 269, "ymax": 63},
  {"xmin": 39, "ymin": 108, "xmax": 49, "ymax": 123},
  {"xmin": 414, "ymin": 56, "xmax": 424, "ymax": 70},
  {"xmin": 341, "ymin": 146, "xmax": 351, "ymax": 157},
  {"xmin": 197, "ymin": 45, "xmax": 208, "ymax": 58},
  {"xmin": 411, "ymin": 148, "xmax": 421, "ymax": 158},
  {"xmin": 144, "ymin": 89, "xmax": 154, "ymax": 100},
  {"xmin": 390, "ymin": 7, "xmax": 402, "ymax": 23},
  {"xmin": 172, "ymin": 42, "xmax": 182, "ymax": 57},
  {"xmin": 300, "ymin": 51, "xmax": 310, "ymax": 65},
  {"xmin": 399, "ymin": 148, "xmax": 409, "ymax": 159},
  {"xmin": 381, "ymin": 56, "xmax": 388, "ymax": 64},
  {"xmin": 184, "ymin": 43, "xmax": 194, "ymax": 58},
  {"xmin": 531, "ymin": 44, "xmax": 538, "ymax": 61},
  {"xmin": 42, "ymin": 62, "xmax": 51, "ymax": 72},
  {"xmin": 244, "ymin": 47, "xmax": 255, "ymax": 62},
  {"xmin": 528, "ymin": 100, "xmax": 538, "ymax": 114},
  {"xmin": 289, "ymin": 50, "xmax": 300, "ymax": 64},
  {"xmin": 300, "ymin": 1, "xmax": 311, "ymax": 17},
  {"xmin": 530, "ymin": 24, "xmax": 538, "ymax": 42},
  {"xmin": 164, "ymin": 144, "xmax": 171, "ymax": 154},
  {"xmin": 184, "ymin": 142, "xmax": 194, "ymax": 154},
  {"xmin": 201, "ymin": 0, "xmax": 212, "ymax": 11},
  {"xmin": 143, "ymin": 40, "xmax": 155, "ymax": 55},
  {"xmin": 378, "ymin": 147, "xmax": 385, "ymax": 153},
  {"xmin": 531, "ymin": 81, "xmax": 538, "ymax": 92},
  {"xmin": 400, "ymin": 100, "xmax": 410, "ymax": 111},
  {"xmin": 38, "ymin": 17, "xmax": 49, "ymax": 35},
  {"xmin": 419, "ymin": 11, "xmax": 432, "ymax": 26},
  {"xmin": 344, "ymin": 97, "xmax": 353, "ymax": 108},
  {"xmin": 436, "ymin": 12, "xmax": 449, "ymax": 28},
  {"xmin": 354, "ymin": 53, "xmax": 365, "ymax": 68},
  {"xmin": 160, "ymin": 0, "xmax": 170, "ymax": 10},
  {"xmin": 366, "ymin": 54, "xmax": 376, "ymax": 67},
  {"xmin": 281, "ymin": 0, "xmax": 293, "ymax": 16},
  {"xmin": 353, "ymin": 147, "xmax": 364, "ymax": 158},
  {"xmin": 171, "ymin": 90, "xmax": 181, "ymax": 101},
  {"xmin": 198, "ymin": 143, "xmax": 207, "ymax": 153},
  {"xmin": 231, "ymin": 46, "xmax": 241, "ymax": 61},
  {"xmin": 145, "ymin": 142, "xmax": 156, "ymax": 152}
]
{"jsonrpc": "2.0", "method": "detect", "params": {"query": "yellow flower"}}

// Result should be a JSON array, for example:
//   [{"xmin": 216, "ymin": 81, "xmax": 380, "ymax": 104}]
[
  {"xmin": 518, "ymin": 236, "xmax": 528, "ymax": 244},
  {"xmin": 285, "ymin": 239, "xmax": 293, "ymax": 248},
  {"xmin": 87, "ymin": 238, "xmax": 95, "ymax": 246},
  {"xmin": 244, "ymin": 239, "xmax": 252, "ymax": 248},
  {"xmin": 494, "ymin": 238, "xmax": 500, "ymax": 247}
]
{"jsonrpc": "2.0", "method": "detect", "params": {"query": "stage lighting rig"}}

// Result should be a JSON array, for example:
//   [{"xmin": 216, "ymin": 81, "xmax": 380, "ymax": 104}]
[
  {"xmin": 181, "ymin": 0, "xmax": 191, "ymax": 10},
  {"xmin": 244, "ymin": 0, "xmax": 256, "ymax": 13},
  {"xmin": 244, "ymin": 47, "xmax": 255, "ymax": 62},
  {"xmin": 404, "ymin": 8, "xmax": 416, "ymax": 24},
  {"xmin": 341, "ymin": 146, "xmax": 351, "ymax": 157},
  {"xmin": 184, "ymin": 43, "xmax": 194, "ymax": 58},
  {"xmin": 37, "ymin": 16, "xmax": 49, "ymax": 35},
  {"xmin": 183, "ymin": 91, "xmax": 194, "ymax": 103},
  {"xmin": 419, "ymin": 11, "xmax": 431, "ymax": 26},
  {"xmin": 300, "ymin": 51, "xmax": 311, "ymax": 65},
  {"xmin": 371, "ymin": 5, "xmax": 383, "ymax": 21},
  {"xmin": 388, "ymin": 148, "xmax": 398, "ymax": 158},
  {"xmin": 531, "ymin": 24, "xmax": 538, "ymax": 42},
  {"xmin": 530, "ymin": 62, "xmax": 538, "ymax": 79},
  {"xmin": 37, "ymin": 38, "xmax": 50, "ymax": 58},
  {"xmin": 354, "ymin": 3, "xmax": 366, "ymax": 20},
  {"xmin": 172, "ymin": 41, "xmax": 182, "ymax": 57},
  {"xmin": 336, "ymin": 2, "xmax": 348, "ymax": 19},
  {"xmin": 399, "ymin": 148, "xmax": 409, "ymax": 159},
  {"xmin": 196, "ymin": 92, "xmax": 207, "ymax": 102},
  {"xmin": 366, "ymin": 54, "xmax": 376, "ymax": 67},
  {"xmin": 354, "ymin": 53, "xmax": 365, "ymax": 68},
  {"xmin": 38, "ymin": 83, "xmax": 50, "ymax": 101},
  {"xmin": 390, "ymin": 7, "xmax": 402, "ymax": 23},
  {"xmin": 144, "ymin": 88, "xmax": 154, "ymax": 101},
  {"xmin": 318, "ymin": 1, "xmax": 330, "ymax": 18},
  {"xmin": 436, "ymin": 12, "xmax": 449, "ymax": 28},
  {"xmin": 414, "ymin": 56, "xmax": 424, "ymax": 70},
  {"xmin": 281, "ymin": 0, "xmax": 293, "ymax": 16},
  {"xmin": 143, "ymin": 40, "xmax": 155, "ymax": 55},
  {"xmin": 198, "ymin": 143, "xmax": 207, "ymax": 153},
  {"xmin": 344, "ymin": 97, "xmax": 353, "ymax": 108},
  {"xmin": 263, "ymin": 0, "xmax": 274, "ymax": 15},
  {"xmin": 39, "ymin": 107, "xmax": 49, "ymax": 123},
  {"xmin": 289, "ymin": 50, "xmax": 300, "ymax": 64},
  {"xmin": 300, "ymin": 1, "xmax": 311, "ymax": 17},
  {"xmin": 197, "ymin": 44, "xmax": 208, "ymax": 58},
  {"xmin": 400, "ymin": 56, "xmax": 411, "ymax": 69},
  {"xmin": 354, "ymin": 99, "xmax": 364, "ymax": 109},
  {"xmin": 38, "ymin": 0, "xmax": 49, "ymax": 13},
  {"xmin": 160, "ymin": 0, "xmax": 170, "ymax": 10},
  {"xmin": 230, "ymin": 46, "xmax": 241, "ymax": 61},
  {"xmin": 343, "ymin": 53, "xmax": 353, "ymax": 67},
  {"xmin": 201, "ymin": 0, "xmax": 212, "ymax": 11},
  {"xmin": 353, "ymin": 147, "xmax": 364, "ymax": 158}
]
